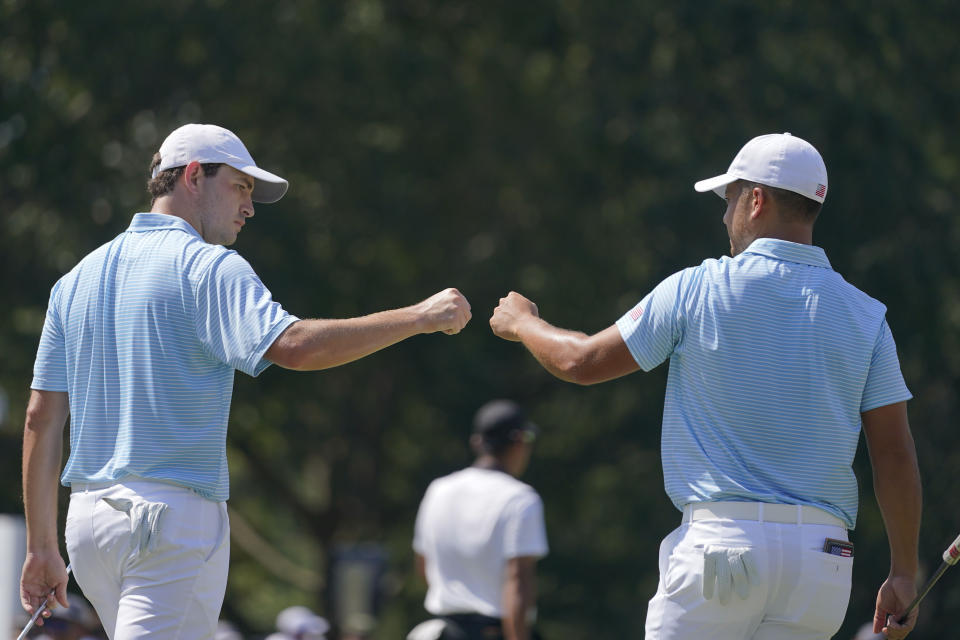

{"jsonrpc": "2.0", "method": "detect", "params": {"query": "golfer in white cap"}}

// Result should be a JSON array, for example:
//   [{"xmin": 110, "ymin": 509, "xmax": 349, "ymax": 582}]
[
  {"xmin": 22, "ymin": 123, "xmax": 471, "ymax": 639},
  {"xmin": 490, "ymin": 133, "xmax": 921, "ymax": 639}
]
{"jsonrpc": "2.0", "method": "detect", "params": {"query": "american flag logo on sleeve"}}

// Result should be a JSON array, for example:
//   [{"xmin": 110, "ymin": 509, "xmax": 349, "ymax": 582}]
[
  {"xmin": 629, "ymin": 304, "xmax": 644, "ymax": 321},
  {"xmin": 815, "ymin": 184, "xmax": 827, "ymax": 198}
]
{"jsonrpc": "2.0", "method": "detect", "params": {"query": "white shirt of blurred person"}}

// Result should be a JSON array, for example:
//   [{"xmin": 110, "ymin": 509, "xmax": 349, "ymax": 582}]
[
  {"xmin": 263, "ymin": 605, "xmax": 329, "ymax": 640},
  {"xmin": 412, "ymin": 400, "xmax": 548, "ymax": 640},
  {"xmin": 21, "ymin": 124, "xmax": 471, "ymax": 639}
]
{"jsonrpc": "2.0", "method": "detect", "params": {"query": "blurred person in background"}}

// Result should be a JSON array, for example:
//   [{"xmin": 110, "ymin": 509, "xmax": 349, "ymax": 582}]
[
  {"xmin": 20, "ymin": 123, "xmax": 471, "ymax": 639},
  {"xmin": 264, "ymin": 605, "xmax": 328, "ymax": 640},
  {"xmin": 214, "ymin": 620, "xmax": 243, "ymax": 640},
  {"xmin": 408, "ymin": 400, "xmax": 548, "ymax": 640},
  {"xmin": 24, "ymin": 592, "xmax": 103, "ymax": 640}
]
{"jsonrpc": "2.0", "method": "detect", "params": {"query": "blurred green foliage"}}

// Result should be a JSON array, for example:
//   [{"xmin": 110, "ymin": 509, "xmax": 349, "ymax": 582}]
[{"xmin": 2, "ymin": 1, "xmax": 959, "ymax": 638}]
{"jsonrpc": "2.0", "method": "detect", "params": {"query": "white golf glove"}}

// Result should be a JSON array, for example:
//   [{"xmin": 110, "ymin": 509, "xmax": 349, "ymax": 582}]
[
  {"xmin": 103, "ymin": 497, "xmax": 168, "ymax": 555},
  {"xmin": 702, "ymin": 546, "xmax": 757, "ymax": 605}
]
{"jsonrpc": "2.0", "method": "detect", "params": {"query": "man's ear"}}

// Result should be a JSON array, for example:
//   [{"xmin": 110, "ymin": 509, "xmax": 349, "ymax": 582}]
[
  {"xmin": 469, "ymin": 434, "xmax": 484, "ymax": 455},
  {"xmin": 182, "ymin": 161, "xmax": 204, "ymax": 196},
  {"xmin": 749, "ymin": 186, "xmax": 766, "ymax": 220}
]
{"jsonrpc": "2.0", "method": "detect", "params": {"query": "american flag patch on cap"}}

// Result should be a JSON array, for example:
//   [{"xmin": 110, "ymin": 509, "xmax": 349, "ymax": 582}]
[{"xmin": 815, "ymin": 184, "xmax": 827, "ymax": 198}]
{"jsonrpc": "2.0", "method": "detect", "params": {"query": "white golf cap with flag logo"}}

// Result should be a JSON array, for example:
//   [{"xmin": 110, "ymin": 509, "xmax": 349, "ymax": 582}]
[
  {"xmin": 694, "ymin": 132, "xmax": 828, "ymax": 203},
  {"xmin": 152, "ymin": 123, "xmax": 289, "ymax": 204}
]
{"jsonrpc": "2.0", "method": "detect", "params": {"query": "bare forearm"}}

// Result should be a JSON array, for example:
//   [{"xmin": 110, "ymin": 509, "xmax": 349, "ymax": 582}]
[
  {"xmin": 501, "ymin": 586, "xmax": 531, "ymax": 640},
  {"xmin": 22, "ymin": 391, "xmax": 68, "ymax": 551},
  {"xmin": 276, "ymin": 310, "xmax": 425, "ymax": 371},
  {"xmin": 415, "ymin": 554, "xmax": 426, "ymax": 584},
  {"xmin": 863, "ymin": 403, "xmax": 922, "ymax": 578},
  {"xmin": 872, "ymin": 444, "xmax": 922, "ymax": 576},
  {"xmin": 491, "ymin": 293, "xmax": 638, "ymax": 385},
  {"xmin": 502, "ymin": 558, "xmax": 536, "ymax": 640},
  {"xmin": 515, "ymin": 315, "xmax": 591, "ymax": 383},
  {"xmin": 268, "ymin": 287, "xmax": 471, "ymax": 371}
]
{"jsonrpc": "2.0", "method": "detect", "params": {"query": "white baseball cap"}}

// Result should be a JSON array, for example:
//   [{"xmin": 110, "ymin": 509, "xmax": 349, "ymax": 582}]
[
  {"xmin": 152, "ymin": 123, "xmax": 289, "ymax": 203},
  {"xmin": 694, "ymin": 132, "xmax": 828, "ymax": 203}
]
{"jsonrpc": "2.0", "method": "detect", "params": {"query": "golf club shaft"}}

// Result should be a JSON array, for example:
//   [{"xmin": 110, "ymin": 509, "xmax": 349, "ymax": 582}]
[
  {"xmin": 889, "ymin": 532, "xmax": 960, "ymax": 626},
  {"xmin": 895, "ymin": 561, "xmax": 948, "ymax": 623},
  {"xmin": 16, "ymin": 563, "xmax": 72, "ymax": 640}
]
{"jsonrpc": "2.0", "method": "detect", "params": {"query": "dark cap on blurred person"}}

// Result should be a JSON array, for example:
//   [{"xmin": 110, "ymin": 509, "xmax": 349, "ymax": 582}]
[{"xmin": 473, "ymin": 399, "xmax": 539, "ymax": 449}]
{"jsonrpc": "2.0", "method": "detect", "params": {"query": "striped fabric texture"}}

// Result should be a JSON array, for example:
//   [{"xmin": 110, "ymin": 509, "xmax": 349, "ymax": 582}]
[
  {"xmin": 616, "ymin": 238, "xmax": 911, "ymax": 529},
  {"xmin": 32, "ymin": 213, "xmax": 298, "ymax": 501}
]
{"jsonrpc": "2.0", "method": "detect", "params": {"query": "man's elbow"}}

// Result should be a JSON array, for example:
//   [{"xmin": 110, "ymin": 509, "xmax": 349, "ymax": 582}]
[
  {"xmin": 554, "ymin": 356, "xmax": 604, "ymax": 386},
  {"xmin": 268, "ymin": 345, "xmax": 311, "ymax": 371},
  {"xmin": 23, "ymin": 391, "xmax": 69, "ymax": 432},
  {"xmin": 547, "ymin": 335, "xmax": 619, "ymax": 386},
  {"xmin": 266, "ymin": 325, "xmax": 312, "ymax": 371},
  {"xmin": 23, "ymin": 408, "xmax": 48, "ymax": 434},
  {"xmin": 24, "ymin": 402, "xmax": 43, "ymax": 426}
]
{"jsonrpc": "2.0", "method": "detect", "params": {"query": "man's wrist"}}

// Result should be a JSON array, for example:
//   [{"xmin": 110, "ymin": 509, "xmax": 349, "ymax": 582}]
[
  {"xmin": 514, "ymin": 313, "xmax": 539, "ymax": 343},
  {"xmin": 25, "ymin": 544, "xmax": 61, "ymax": 557},
  {"xmin": 26, "ymin": 526, "xmax": 60, "ymax": 550},
  {"xmin": 888, "ymin": 560, "xmax": 919, "ymax": 580}
]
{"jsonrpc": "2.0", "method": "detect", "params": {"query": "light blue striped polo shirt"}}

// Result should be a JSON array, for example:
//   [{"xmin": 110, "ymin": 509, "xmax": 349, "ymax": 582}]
[
  {"xmin": 31, "ymin": 213, "xmax": 298, "ymax": 501},
  {"xmin": 616, "ymin": 238, "xmax": 911, "ymax": 529}
]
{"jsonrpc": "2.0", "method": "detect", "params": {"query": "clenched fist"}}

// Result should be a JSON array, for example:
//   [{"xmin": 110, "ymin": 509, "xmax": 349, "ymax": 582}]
[
  {"xmin": 417, "ymin": 288, "xmax": 472, "ymax": 335},
  {"xmin": 490, "ymin": 291, "xmax": 539, "ymax": 341}
]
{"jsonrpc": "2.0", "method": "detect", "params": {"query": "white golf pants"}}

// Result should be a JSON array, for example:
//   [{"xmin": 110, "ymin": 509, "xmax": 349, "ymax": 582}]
[
  {"xmin": 65, "ymin": 480, "xmax": 230, "ymax": 639},
  {"xmin": 645, "ymin": 503, "xmax": 852, "ymax": 640}
]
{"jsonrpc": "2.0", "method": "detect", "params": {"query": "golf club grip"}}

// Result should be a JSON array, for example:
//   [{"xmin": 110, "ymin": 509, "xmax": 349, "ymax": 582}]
[{"xmin": 942, "ymin": 533, "xmax": 960, "ymax": 566}]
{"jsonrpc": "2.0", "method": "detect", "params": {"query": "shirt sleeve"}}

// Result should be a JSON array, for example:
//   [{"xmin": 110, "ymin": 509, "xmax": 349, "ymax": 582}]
[
  {"xmin": 31, "ymin": 281, "xmax": 68, "ymax": 392},
  {"xmin": 615, "ymin": 268, "xmax": 692, "ymax": 371},
  {"xmin": 860, "ymin": 318, "xmax": 912, "ymax": 412},
  {"xmin": 195, "ymin": 251, "xmax": 299, "ymax": 377},
  {"xmin": 503, "ymin": 490, "xmax": 549, "ymax": 559}
]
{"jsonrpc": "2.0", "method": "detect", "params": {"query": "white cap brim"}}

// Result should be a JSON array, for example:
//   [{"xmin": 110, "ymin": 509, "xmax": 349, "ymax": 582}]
[
  {"xmin": 153, "ymin": 124, "xmax": 290, "ymax": 204},
  {"xmin": 232, "ymin": 163, "xmax": 289, "ymax": 204},
  {"xmin": 694, "ymin": 173, "xmax": 738, "ymax": 199},
  {"xmin": 694, "ymin": 134, "xmax": 828, "ymax": 203}
]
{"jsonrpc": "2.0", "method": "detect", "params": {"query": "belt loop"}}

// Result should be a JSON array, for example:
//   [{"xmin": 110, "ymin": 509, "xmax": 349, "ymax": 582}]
[
  {"xmin": 757, "ymin": 502, "xmax": 764, "ymax": 523},
  {"xmin": 797, "ymin": 505, "xmax": 804, "ymax": 525}
]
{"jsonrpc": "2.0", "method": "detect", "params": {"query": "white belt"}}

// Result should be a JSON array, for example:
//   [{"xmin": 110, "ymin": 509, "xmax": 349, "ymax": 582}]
[
  {"xmin": 682, "ymin": 502, "xmax": 846, "ymax": 529},
  {"xmin": 70, "ymin": 478, "xmax": 175, "ymax": 493},
  {"xmin": 70, "ymin": 480, "xmax": 122, "ymax": 493}
]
